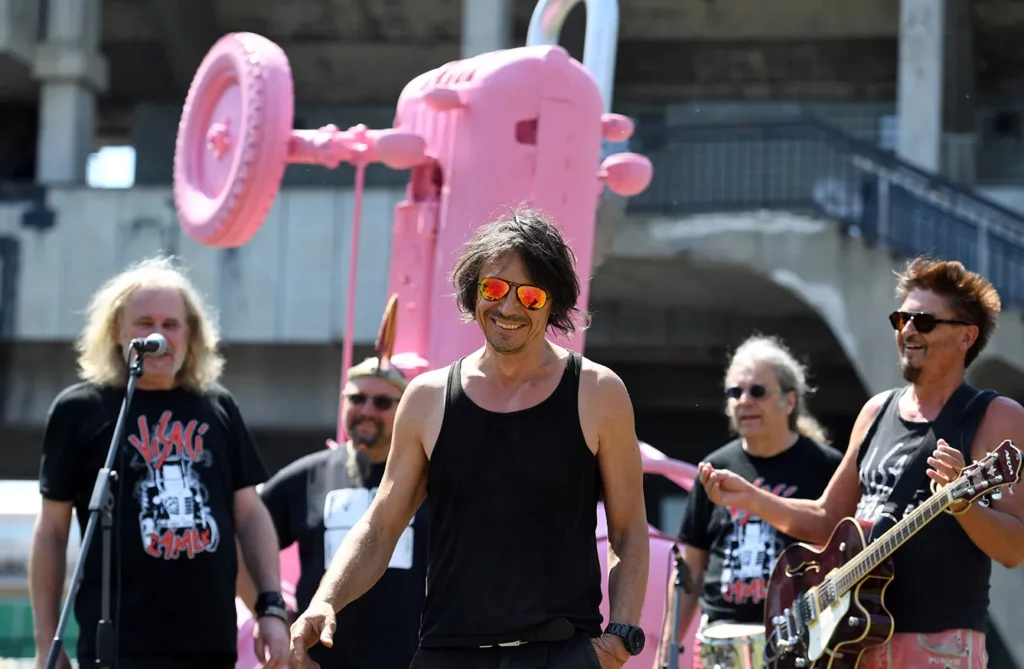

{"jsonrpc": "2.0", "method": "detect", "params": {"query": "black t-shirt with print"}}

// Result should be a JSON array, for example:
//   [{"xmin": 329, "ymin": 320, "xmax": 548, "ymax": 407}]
[
  {"xmin": 38, "ymin": 381, "xmax": 269, "ymax": 664},
  {"xmin": 259, "ymin": 446, "xmax": 428, "ymax": 669},
  {"xmin": 677, "ymin": 436, "xmax": 842, "ymax": 625}
]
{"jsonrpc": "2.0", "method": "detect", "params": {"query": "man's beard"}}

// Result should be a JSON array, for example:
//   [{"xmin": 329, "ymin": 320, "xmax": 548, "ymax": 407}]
[
  {"xmin": 901, "ymin": 361, "xmax": 922, "ymax": 383},
  {"xmin": 348, "ymin": 416, "xmax": 384, "ymax": 448}
]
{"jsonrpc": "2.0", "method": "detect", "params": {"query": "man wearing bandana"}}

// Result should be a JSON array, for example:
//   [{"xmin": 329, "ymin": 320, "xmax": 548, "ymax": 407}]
[{"xmin": 237, "ymin": 357, "xmax": 426, "ymax": 669}]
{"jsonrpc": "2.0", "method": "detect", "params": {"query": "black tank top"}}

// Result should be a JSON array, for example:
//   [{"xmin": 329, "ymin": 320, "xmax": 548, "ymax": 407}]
[
  {"xmin": 854, "ymin": 387, "xmax": 991, "ymax": 633},
  {"xmin": 418, "ymin": 351, "xmax": 604, "ymax": 647}
]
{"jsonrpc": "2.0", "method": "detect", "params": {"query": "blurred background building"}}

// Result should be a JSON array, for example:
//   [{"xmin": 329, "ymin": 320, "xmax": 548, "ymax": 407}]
[{"xmin": 0, "ymin": 0, "xmax": 1023, "ymax": 665}]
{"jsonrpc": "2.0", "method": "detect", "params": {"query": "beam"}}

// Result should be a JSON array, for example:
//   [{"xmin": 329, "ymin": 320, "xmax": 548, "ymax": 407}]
[{"xmin": 144, "ymin": 0, "xmax": 222, "ymax": 94}]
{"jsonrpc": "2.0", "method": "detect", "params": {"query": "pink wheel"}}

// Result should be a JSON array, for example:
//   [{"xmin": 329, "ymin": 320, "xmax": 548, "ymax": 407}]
[{"xmin": 173, "ymin": 32, "xmax": 295, "ymax": 248}]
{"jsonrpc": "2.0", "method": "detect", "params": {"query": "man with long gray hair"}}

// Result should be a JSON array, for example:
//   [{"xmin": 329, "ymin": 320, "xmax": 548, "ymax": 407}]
[
  {"xmin": 658, "ymin": 334, "xmax": 841, "ymax": 668},
  {"xmin": 29, "ymin": 256, "xmax": 289, "ymax": 669}
]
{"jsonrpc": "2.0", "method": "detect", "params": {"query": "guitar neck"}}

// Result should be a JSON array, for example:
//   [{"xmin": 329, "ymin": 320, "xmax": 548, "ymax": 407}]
[{"xmin": 833, "ymin": 486, "xmax": 956, "ymax": 595}]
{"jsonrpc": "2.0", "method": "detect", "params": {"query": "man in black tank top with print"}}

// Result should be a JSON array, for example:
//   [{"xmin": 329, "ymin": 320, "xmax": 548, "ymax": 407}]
[
  {"xmin": 692, "ymin": 257, "xmax": 1024, "ymax": 669},
  {"xmin": 658, "ymin": 335, "xmax": 842, "ymax": 669},
  {"xmin": 288, "ymin": 207, "xmax": 651, "ymax": 669}
]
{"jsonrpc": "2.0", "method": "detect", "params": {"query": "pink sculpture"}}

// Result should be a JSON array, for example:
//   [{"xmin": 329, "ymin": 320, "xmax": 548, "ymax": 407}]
[{"xmin": 169, "ymin": 1, "xmax": 701, "ymax": 665}]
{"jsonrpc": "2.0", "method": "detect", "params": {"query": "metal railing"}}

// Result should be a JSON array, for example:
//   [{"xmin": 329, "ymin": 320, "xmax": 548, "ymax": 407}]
[{"xmin": 626, "ymin": 118, "xmax": 1024, "ymax": 309}]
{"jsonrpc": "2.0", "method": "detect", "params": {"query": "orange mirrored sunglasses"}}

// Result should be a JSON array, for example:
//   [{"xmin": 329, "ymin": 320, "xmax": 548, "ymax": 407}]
[{"xmin": 478, "ymin": 277, "xmax": 548, "ymax": 310}]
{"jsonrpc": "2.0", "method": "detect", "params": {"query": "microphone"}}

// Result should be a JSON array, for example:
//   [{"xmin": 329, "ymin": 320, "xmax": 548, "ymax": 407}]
[{"xmin": 130, "ymin": 333, "xmax": 168, "ymax": 355}]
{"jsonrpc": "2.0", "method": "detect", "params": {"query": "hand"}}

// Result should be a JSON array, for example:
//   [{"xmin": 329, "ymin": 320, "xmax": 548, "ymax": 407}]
[
  {"xmin": 698, "ymin": 462, "xmax": 752, "ymax": 508},
  {"xmin": 928, "ymin": 439, "xmax": 969, "ymax": 513},
  {"xmin": 253, "ymin": 615, "xmax": 291, "ymax": 668},
  {"xmin": 591, "ymin": 633, "xmax": 631, "ymax": 669},
  {"xmin": 289, "ymin": 600, "xmax": 337, "ymax": 668}
]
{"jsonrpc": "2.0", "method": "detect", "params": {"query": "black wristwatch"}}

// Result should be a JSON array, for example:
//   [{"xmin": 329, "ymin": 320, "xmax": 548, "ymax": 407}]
[
  {"xmin": 255, "ymin": 591, "xmax": 288, "ymax": 622},
  {"xmin": 605, "ymin": 622, "xmax": 645, "ymax": 656}
]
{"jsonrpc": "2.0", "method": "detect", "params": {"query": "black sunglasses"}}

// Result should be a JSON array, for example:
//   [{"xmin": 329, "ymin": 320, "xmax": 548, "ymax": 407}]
[
  {"xmin": 345, "ymin": 393, "xmax": 399, "ymax": 411},
  {"xmin": 888, "ymin": 310, "xmax": 972, "ymax": 334},
  {"xmin": 725, "ymin": 384, "xmax": 770, "ymax": 400}
]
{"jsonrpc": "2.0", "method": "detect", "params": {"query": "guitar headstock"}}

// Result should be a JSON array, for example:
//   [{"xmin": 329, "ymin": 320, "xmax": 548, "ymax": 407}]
[{"xmin": 952, "ymin": 440, "xmax": 1023, "ymax": 506}]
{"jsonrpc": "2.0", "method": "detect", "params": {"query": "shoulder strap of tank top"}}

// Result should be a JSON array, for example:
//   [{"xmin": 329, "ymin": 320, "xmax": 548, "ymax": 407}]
[
  {"xmin": 867, "ymin": 382, "xmax": 992, "ymax": 542},
  {"xmin": 855, "ymin": 388, "xmax": 900, "ymax": 468},
  {"xmin": 557, "ymin": 350, "xmax": 583, "ymax": 401},
  {"xmin": 445, "ymin": 358, "xmax": 464, "ymax": 410},
  {"xmin": 567, "ymin": 350, "xmax": 582, "ymax": 383},
  {"xmin": 945, "ymin": 386, "xmax": 999, "ymax": 459}
]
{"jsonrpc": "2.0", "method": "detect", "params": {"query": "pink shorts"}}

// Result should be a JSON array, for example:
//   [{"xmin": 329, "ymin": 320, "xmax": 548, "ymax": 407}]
[
  {"xmin": 858, "ymin": 629, "xmax": 987, "ymax": 669},
  {"xmin": 690, "ymin": 628, "xmax": 986, "ymax": 669}
]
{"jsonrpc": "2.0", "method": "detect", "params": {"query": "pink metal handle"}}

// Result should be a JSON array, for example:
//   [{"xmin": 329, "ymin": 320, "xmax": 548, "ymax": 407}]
[{"xmin": 287, "ymin": 124, "xmax": 429, "ymax": 170}]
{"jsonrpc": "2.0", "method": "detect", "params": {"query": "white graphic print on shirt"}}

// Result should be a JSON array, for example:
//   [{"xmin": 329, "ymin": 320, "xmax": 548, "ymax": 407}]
[
  {"xmin": 855, "ymin": 440, "xmax": 929, "ymax": 525},
  {"xmin": 720, "ymin": 478, "xmax": 798, "ymax": 605}
]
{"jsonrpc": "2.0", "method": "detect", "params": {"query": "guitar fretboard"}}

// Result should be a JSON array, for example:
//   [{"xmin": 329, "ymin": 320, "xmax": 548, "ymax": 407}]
[{"xmin": 808, "ymin": 483, "xmax": 961, "ymax": 612}]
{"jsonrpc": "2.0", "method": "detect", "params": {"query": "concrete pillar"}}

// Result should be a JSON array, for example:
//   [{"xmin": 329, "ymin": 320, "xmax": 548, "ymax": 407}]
[
  {"xmin": 940, "ymin": 0, "xmax": 976, "ymax": 184},
  {"xmin": 32, "ymin": 0, "xmax": 108, "ymax": 185},
  {"xmin": 461, "ymin": 0, "xmax": 512, "ymax": 58},
  {"xmin": 0, "ymin": 0, "xmax": 41, "ymax": 67},
  {"xmin": 896, "ymin": 0, "xmax": 976, "ymax": 182},
  {"xmin": 896, "ymin": 0, "xmax": 945, "ymax": 174}
]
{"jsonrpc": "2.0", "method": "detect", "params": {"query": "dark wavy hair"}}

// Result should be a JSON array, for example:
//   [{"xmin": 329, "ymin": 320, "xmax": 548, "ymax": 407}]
[{"xmin": 450, "ymin": 205, "xmax": 591, "ymax": 339}]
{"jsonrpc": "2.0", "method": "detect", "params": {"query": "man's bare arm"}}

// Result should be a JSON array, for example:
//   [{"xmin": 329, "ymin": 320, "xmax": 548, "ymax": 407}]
[
  {"xmin": 310, "ymin": 376, "xmax": 433, "ymax": 612},
  {"xmin": 953, "ymin": 397, "xmax": 1024, "ymax": 568},
  {"xmin": 29, "ymin": 500, "xmax": 73, "ymax": 653},
  {"xmin": 235, "ymin": 539, "xmax": 258, "ymax": 614},
  {"xmin": 234, "ymin": 488, "xmax": 282, "ymax": 596},
  {"xmin": 594, "ymin": 370, "xmax": 649, "ymax": 627},
  {"xmin": 718, "ymin": 391, "xmax": 889, "ymax": 545}
]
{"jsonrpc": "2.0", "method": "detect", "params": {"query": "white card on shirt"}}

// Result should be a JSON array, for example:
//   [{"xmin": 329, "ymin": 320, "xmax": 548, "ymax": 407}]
[
  {"xmin": 323, "ymin": 488, "xmax": 371, "ymax": 529},
  {"xmin": 323, "ymin": 526, "xmax": 414, "ymax": 571},
  {"xmin": 322, "ymin": 487, "xmax": 413, "ymax": 571}
]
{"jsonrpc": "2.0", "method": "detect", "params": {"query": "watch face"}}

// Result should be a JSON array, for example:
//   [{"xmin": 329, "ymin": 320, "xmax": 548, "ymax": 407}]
[{"xmin": 627, "ymin": 627, "xmax": 645, "ymax": 655}]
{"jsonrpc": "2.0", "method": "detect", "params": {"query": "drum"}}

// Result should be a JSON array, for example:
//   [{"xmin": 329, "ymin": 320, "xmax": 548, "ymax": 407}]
[{"xmin": 697, "ymin": 622, "xmax": 766, "ymax": 669}]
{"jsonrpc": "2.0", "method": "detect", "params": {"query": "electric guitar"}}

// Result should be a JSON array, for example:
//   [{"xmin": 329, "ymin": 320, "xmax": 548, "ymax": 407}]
[{"xmin": 763, "ymin": 439, "xmax": 1023, "ymax": 669}]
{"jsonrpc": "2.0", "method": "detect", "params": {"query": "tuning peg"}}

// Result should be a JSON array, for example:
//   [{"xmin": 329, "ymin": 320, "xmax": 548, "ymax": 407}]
[
  {"xmin": 991, "ymin": 489, "xmax": 1003, "ymax": 501},
  {"xmin": 979, "ymin": 496, "xmax": 991, "ymax": 507},
  {"xmin": 1009, "ymin": 484, "xmax": 1015, "ymax": 496}
]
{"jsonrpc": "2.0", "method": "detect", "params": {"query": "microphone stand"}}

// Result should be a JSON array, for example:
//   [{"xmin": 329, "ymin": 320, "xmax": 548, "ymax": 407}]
[
  {"xmin": 45, "ymin": 346, "xmax": 148, "ymax": 669},
  {"xmin": 665, "ymin": 543, "xmax": 693, "ymax": 669}
]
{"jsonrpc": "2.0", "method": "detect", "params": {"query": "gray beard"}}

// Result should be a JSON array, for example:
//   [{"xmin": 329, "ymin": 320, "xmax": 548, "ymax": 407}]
[{"xmin": 344, "ymin": 444, "xmax": 372, "ymax": 482}]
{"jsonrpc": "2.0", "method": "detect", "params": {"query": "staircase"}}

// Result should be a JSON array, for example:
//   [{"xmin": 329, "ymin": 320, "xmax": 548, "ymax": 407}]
[{"xmin": 627, "ymin": 117, "xmax": 1024, "ymax": 310}]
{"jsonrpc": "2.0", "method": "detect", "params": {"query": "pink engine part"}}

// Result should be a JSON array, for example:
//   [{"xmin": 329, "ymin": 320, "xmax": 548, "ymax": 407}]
[
  {"xmin": 169, "ymin": 22, "xmax": 699, "ymax": 669},
  {"xmin": 386, "ymin": 42, "xmax": 651, "ymax": 376}
]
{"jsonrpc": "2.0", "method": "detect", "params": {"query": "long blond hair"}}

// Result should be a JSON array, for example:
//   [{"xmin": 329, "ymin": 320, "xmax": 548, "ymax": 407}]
[{"xmin": 75, "ymin": 256, "xmax": 225, "ymax": 391}]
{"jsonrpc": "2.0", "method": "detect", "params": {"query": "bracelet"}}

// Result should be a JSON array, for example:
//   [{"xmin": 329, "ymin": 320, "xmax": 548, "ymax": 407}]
[{"xmin": 255, "ymin": 591, "xmax": 288, "ymax": 622}]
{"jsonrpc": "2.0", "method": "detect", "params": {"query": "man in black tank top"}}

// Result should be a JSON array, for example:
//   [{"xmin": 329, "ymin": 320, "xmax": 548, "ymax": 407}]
[
  {"xmin": 690, "ymin": 257, "xmax": 1024, "ymax": 669},
  {"xmin": 288, "ymin": 207, "xmax": 652, "ymax": 669},
  {"xmin": 659, "ymin": 335, "xmax": 842, "ymax": 668}
]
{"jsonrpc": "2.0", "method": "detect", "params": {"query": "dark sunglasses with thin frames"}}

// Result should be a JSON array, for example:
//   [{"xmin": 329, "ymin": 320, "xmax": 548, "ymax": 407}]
[
  {"xmin": 725, "ymin": 384, "xmax": 773, "ymax": 401},
  {"xmin": 345, "ymin": 393, "xmax": 399, "ymax": 411},
  {"xmin": 888, "ymin": 310, "xmax": 972, "ymax": 334}
]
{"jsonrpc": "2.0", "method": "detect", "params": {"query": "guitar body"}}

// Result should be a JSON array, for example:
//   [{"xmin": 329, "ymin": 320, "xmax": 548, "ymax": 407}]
[{"xmin": 764, "ymin": 518, "xmax": 895, "ymax": 669}]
